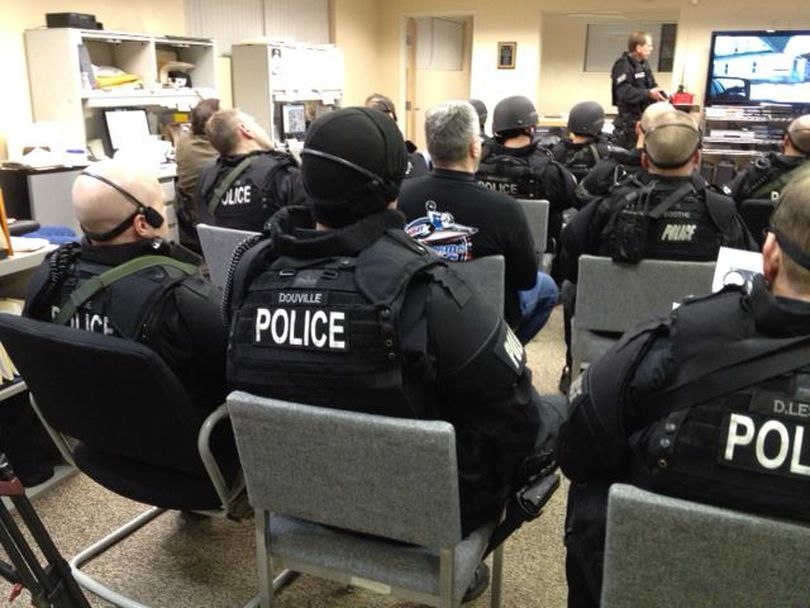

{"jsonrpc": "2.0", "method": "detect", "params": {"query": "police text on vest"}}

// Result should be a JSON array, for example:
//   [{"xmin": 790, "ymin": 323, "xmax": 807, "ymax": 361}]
[
  {"xmin": 661, "ymin": 224, "xmax": 697, "ymax": 242},
  {"xmin": 221, "ymin": 185, "xmax": 252, "ymax": 206},
  {"xmin": 723, "ymin": 413, "xmax": 810, "ymax": 477},
  {"xmin": 254, "ymin": 307, "xmax": 347, "ymax": 350}
]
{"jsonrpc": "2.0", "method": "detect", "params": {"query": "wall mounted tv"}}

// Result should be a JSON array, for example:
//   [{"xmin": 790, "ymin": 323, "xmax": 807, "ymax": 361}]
[{"xmin": 705, "ymin": 30, "xmax": 810, "ymax": 108}]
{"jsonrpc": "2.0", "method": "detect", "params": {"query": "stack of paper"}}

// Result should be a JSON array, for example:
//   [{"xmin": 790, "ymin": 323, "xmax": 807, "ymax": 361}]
[{"xmin": 0, "ymin": 299, "xmax": 23, "ymax": 385}]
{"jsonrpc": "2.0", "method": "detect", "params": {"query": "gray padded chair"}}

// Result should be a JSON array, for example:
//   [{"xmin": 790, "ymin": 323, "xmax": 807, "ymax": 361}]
[
  {"xmin": 227, "ymin": 391, "xmax": 505, "ymax": 608},
  {"xmin": 197, "ymin": 223, "xmax": 260, "ymax": 289},
  {"xmin": 571, "ymin": 255, "xmax": 716, "ymax": 375},
  {"xmin": 516, "ymin": 199, "xmax": 549, "ymax": 260},
  {"xmin": 453, "ymin": 255, "xmax": 505, "ymax": 314},
  {"xmin": 602, "ymin": 483, "xmax": 810, "ymax": 607}
]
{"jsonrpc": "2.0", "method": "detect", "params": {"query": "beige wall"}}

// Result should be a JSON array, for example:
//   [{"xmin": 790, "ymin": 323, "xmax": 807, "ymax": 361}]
[
  {"xmin": 331, "ymin": 0, "xmax": 384, "ymax": 106},
  {"xmin": 361, "ymin": 0, "xmax": 810, "ymax": 133},
  {"xmin": 0, "ymin": 0, "xmax": 185, "ymax": 158}
]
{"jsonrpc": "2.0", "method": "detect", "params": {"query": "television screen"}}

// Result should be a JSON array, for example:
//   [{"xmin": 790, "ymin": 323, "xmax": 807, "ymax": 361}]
[
  {"xmin": 281, "ymin": 104, "xmax": 307, "ymax": 139},
  {"xmin": 705, "ymin": 30, "xmax": 810, "ymax": 107}
]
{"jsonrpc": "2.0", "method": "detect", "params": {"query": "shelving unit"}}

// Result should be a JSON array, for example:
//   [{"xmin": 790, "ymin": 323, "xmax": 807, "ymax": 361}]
[{"xmin": 24, "ymin": 28, "xmax": 217, "ymax": 149}]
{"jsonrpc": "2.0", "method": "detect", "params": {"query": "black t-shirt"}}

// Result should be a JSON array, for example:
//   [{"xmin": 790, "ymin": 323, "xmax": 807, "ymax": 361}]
[{"xmin": 399, "ymin": 168, "xmax": 539, "ymax": 326}]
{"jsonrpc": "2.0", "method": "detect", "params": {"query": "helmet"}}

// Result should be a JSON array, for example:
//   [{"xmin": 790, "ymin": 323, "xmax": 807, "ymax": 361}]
[
  {"xmin": 469, "ymin": 99, "xmax": 488, "ymax": 126},
  {"xmin": 492, "ymin": 95, "xmax": 538, "ymax": 134},
  {"xmin": 567, "ymin": 101, "xmax": 605, "ymax": 137}
]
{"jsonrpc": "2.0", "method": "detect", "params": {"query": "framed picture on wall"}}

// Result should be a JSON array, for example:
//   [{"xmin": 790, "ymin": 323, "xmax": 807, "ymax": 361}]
[{"xmin": 498, "ymin": 42, "xmax": 516, "ymax": 69}]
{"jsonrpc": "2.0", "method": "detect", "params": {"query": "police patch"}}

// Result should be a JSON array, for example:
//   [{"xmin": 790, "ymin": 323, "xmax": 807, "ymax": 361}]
[
  {"xmin": 253, "ymin": 306, "xmax": 349, "ymax": 351},
  {"xmin": 616, "ymin": 74, "xmax": 627, "ymax": 84},
  {"xmin": 494, "ymin": 324, "xmax": 525, "ymax": 373},
  {"xmin": 718, "ymin": 412, "xmax": 810, "ymax": 479}
]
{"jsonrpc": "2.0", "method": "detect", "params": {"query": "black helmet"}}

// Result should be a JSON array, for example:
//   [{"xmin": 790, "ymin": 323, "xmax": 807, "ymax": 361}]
[
  {"xmin": 469, "ymin": 99, "xmax": 487, "ymax": 127},
  {"xmin": 492, "ymin": 95, "xmax": 538, "ymax": 135},
  {"xmin": 567, "ymin": 101, "xmax": 605, "ymax": 137}
]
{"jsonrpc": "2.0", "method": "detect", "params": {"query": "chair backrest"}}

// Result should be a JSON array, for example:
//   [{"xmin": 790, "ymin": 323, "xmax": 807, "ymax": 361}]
[
  {"xmin": 576, "ymin": 255, "xmax": 716, "ymax": 334},
  {"xmin": 227, "ymin": 391, "xmax": 462, "ymax": 549},
  {"xmin": 452, "ymin": 255, "xmax": 505, "ymax": 313},
  {"xmin": 197, "ymin": 223, "xmax": 260, "ymax": 289},
  {"xmin": 602, "ymin": 484, "xmax": 810, "ymax": 607},
  {"xmin": 517, "ymin": 198, "xmax": 549, "ymax": 253},
  {"xmin": 739, "ymin": 198, "xmax": 775, "ymax": 247},
  {"xmin": 0, "ymin": 314, "xmax": 208, "ymax": 477}
]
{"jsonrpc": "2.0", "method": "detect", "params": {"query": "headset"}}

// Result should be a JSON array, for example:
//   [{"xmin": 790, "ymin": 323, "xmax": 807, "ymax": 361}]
[
  {"xmin": 78, "ymin": 172, "xmax": 164, "ymax": 241},
  {"xmin": 643, "ymin": 121, "xmax": 703, "ymax": 169}
]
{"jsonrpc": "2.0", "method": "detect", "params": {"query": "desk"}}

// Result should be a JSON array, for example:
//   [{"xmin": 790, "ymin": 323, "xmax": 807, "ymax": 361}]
[
  {"xmin": 0, "ymin": 246, "xmax": 57, "ymax": 300},
  {"xmin": 0, "ymin": 167, "xmax": 83, "ymax": 232}
]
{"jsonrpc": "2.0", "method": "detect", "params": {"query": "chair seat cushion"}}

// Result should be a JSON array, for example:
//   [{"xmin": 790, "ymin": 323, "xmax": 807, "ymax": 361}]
[
  {"xmin": 74, "ymin": 444, "xmax": 236, "ymax": 510},
  {"xmin": 269, "ymin": 515, "xmax": 497, "ymax": 602}
]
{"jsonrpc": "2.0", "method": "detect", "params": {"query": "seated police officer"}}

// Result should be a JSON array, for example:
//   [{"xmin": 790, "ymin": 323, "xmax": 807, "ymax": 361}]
[
  {"xmin": 476, "ymin": 95, "xmax": 576, "ymax": 262},
  {"xmin": 575, "ymin": 100, "xmax": 672, "ymax": 205},
  {"xmin": 558, "ymin": 168, "xmax": 810, "ymax": 608},
  {"xmin": 726, "ymin": 114, "xmax": 810, "ymax": 204},
  {"xmin": 25, "ymin": 160, "xmax": 226, "ymax": 414},
  {"xmin": 196, "ymin": 108, "xmax": 305, "ymax": 231},
  {"xmin": 399, "ymin": 100, "xmax": 558, "ymax": 344},
  {"xmin": 225, "ymin": 107, "xmax": 564, "ymax": 599},
  {"xmin": 558, "ymin": 109, "xmax": 756, "ymax": 394},
  {"xmin": 550, "ymin": 101, "xmax": 626, "ymax": 184}
]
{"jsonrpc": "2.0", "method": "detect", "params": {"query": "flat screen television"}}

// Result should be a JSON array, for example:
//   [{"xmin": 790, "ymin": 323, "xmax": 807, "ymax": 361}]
[{"xmin": 705, "ymin": 30, "xmax": 810, "ymax": 109}]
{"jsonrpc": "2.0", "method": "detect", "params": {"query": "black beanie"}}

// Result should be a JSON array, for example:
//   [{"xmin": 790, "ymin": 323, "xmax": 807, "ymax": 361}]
[{"xmin": 302, "ymin": 107, "xmax": 408, "ymax": 227}]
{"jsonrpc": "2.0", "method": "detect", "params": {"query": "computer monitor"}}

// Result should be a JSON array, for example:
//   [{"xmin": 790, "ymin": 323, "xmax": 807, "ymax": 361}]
[
  {"xmin": 281, "ymin": 104, "xmax": 307, "ymax": 140},
  {"xmin": 103, "ymin": 108, "xmax": 151, "ymax": 155}
]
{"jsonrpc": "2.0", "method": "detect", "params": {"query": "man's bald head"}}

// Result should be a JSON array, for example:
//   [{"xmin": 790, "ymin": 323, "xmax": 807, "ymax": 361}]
[
  {"xmin": 643, "ymin": 109, "xmax": 701, "ymax": 171},
  {"xmin": 73, "ymin": 160, "xmax": 166, "ymax": 244},
  {"xmin": 786, "ymin": 115, "xmax": 810, "ymax": 156}
]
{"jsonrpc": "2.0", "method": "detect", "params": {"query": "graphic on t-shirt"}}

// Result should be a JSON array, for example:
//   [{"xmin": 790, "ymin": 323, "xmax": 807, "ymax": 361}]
[{"xmin": 404, "ymin": 200, "xmax": 478, "ymax": 261}]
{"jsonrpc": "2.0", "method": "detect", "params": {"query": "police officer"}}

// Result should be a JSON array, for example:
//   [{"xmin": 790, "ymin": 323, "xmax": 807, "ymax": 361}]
[
  {"xmin": 25, "ymin": 160, "xmax": 226, "ymax": 414},
  {"xmin": 611, "ymin": 31, "xmax": 667, "ymax": 150},
  {"xmin": 558, "ymin": 170, "xmax": 810, "ymax": 608},
  {"xmin": 197, "ymin": 108, "xmax": 305, "ymax": 231},
  {"xmin": 551, "ymin": 101, "xmax": 626, "ymax": 184},
  {"xmin": 557, "ymin": 109, "xmax": 755, "ymax": 394},
  {"xmin": 469, "ymin": 98, "xmax": 490, "ymax": 142},
  {"xmin": 726, "ymin": 114, "xmax": 810, "ymax": 204},
  {"xmin": 225, "ymin": 107, "xmax": 565, "ymax": 599},
  {"xmin": 575, "ymin": 101, "xmax": 672, "ymax": 205},
  {"xmin": 365, "ymin": 92, "xmax": 431, "ymax": 178},
  {"xmin": 477, "ymin": 95, "xmax": 576, "ymax": 262}
]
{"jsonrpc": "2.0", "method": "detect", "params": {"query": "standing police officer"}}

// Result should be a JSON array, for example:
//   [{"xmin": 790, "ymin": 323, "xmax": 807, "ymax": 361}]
[
  {"xmin": 225, "ymin": 107, "xmax": 565, "ymax": 599},
  {"xmin": 197, "ymin": 108, "xmax": 305, "ymax": 231},
  {"xmin": 726, "ymin": 114, "xmax": 810, "ymax": 204},
  {"xmin": 25, "ymin": 160, "xmax": 226, "ymax": 415},
  {"xmin": 559, "ymin": 170, "xmax": 810, "ymax": 607},
  {"xmin": 477, "ymin": 95, "xmax": 576, "ymax": 267},
  {"xmin": 611, "ymin": 31, "xmax": 667, "ymax": 150}
]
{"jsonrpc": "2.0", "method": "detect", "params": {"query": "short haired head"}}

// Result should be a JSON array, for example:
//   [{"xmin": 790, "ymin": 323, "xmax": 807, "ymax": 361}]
[
  {"xmin": 768, "ymin": 169, "xmax": 810, "ymax": 291},
  {"xmin": 643, "ymin": 109, "xmax": 701, "ymax": 169},
  {"xmin": 639, "ymin": 101, "xmax": 674, "ymax": 134},
  {"xmin": 365, "ymin": 93, "xmax": 398, "ymax": 123},
  {"xmin": 206, "ymin": 108, "xmax": 271, "ymax": 155},
  {"xmin": 190, "ymin": 98, "xmax": 220, "ymax": 135},
  {"xmin": 628, "ymin": 31, "xmax": 651, "ymax": 53},
  {"xmin": 425, "ymin": 101, "xmax": 479, "ymax": 164},
  {"xmin": 786, "ymin": 115, "xmax": 810, "ymax": 156},
  {"xmin": 301, "ymin": 107, "xmax": 408, "ymax": 228},
  {"xmin": 469, "ymin": 99, "xmax": 488, "ymax": 128},
  {"xmin": 73, "ymin": 159, "xmax": 166, "ymax": 244}
]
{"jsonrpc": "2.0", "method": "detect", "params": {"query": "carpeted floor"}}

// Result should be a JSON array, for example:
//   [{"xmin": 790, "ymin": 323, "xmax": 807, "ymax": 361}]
[{"xmin": 2, "ymin": 306, "xmax": 570, "ymax": 608}]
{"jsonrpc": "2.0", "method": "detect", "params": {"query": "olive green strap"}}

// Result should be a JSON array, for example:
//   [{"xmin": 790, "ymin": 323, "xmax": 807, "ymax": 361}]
[{"xmin": 207, "ymin": 155, "xmax": 260, "ymax": 214}]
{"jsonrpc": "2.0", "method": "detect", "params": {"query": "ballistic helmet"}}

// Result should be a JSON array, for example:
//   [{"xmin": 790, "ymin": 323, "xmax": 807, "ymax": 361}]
[
  {"xmin": 567, "ymin": 101, "xmax": 605, "ymax": 137},
  {"xmin": 492, "ymin": 95, "xmax": 538, "ymax": 135}
]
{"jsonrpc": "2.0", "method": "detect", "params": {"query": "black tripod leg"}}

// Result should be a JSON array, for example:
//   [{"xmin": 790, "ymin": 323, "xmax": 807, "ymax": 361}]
[{"xmin": 0, "ymin": 505, "xmax": 48, "ymax": 606}]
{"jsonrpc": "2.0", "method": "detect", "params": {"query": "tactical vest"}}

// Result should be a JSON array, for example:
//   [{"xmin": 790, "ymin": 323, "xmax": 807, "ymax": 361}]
[
  {"xmin": 227, "ymin": 230, "xmax": 443, "ymax": 417},
  {"xmin": 200, "ymin": 152, "xmax": 294, "ymax": 231},
  {"xmin": 555, "ymin": 141, "xmax": 609, "ymax": 183},
  {"xmin": 476, "ymin": 149, "xmax": 555, "ymax": 200},
  {"xmin": 746, "ymin": 155, "xmax": 809, "ymax": 201},
  {"xmin": 598, "ymin": 180, "xmax": 724, "ymax": 264},
  {"xmin": 30, "ymin": 247, "xmax": 198, "ymax": 344},
  {"xmin": 629, "ymin": 291, "xmax": 810, "ymax": 522}
]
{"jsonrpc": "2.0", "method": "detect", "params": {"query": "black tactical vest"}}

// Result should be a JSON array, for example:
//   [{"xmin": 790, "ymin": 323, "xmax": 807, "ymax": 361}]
[
  {"xmin": 227, "ymin": 231, "xmax": 443, "ymax": 417},
  {"xmin": 598, "ymin": 180, "xmax": 722, "ymax": 264},
  {"xmin": 630, "ymin": 293, "xmax": 810, "ymax": 522},
  {"xmin": 200, "ymin": 152, "xmax": 294, "ymax": 231},
  {"xmin": 30, "ymin": 249, "xmax": 196, "ymax": 344},
  {"xmin": 476, "ymin": 149, "xmax": 554, "ymax": 200}
]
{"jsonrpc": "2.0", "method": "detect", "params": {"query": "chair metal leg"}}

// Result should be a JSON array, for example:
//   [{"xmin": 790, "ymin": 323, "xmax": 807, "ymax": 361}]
[
  {"xmin": 438, "ymin": 548, "xmax": 453, "ymax": 608},
  {"xmin": 255, "ymin": 510, "xmax": 296, "ymax": 608},
  {"xmin": 490, "ymin": 544, "xmax": 504, "ymax": 608},
  {"xmin": 69, "ymin": 506, "xmax": 165, "ymax": 608}
]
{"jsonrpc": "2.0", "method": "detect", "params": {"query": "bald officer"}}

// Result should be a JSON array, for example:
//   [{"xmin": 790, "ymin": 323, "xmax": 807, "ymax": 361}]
[{"xmin": 24, "ymin": 160, "xmax": 226, "ymax": 414}]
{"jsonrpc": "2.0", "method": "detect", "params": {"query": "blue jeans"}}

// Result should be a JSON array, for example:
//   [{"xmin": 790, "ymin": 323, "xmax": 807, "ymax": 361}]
[{"xmin": 516, "ymin": 272, "xmax": 559, "ymax": 344}]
